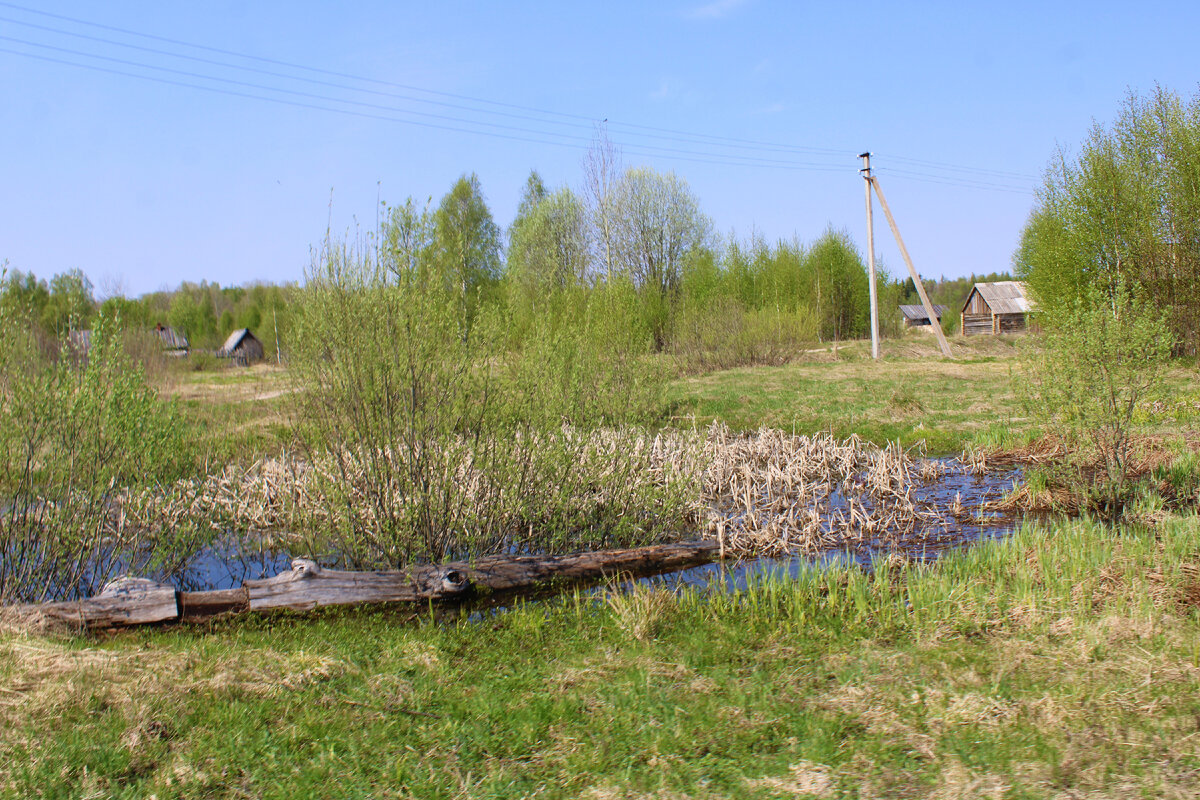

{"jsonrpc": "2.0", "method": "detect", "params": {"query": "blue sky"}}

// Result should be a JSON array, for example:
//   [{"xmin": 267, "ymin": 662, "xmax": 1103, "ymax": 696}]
[{"xmin": 1, "ymin": 1, "xmax": 1197, "ymax": 297}]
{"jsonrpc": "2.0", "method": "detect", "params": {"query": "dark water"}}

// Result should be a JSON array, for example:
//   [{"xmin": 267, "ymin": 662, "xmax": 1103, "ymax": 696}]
[{"xmin": 161, "ymin": 459, "xmax": 1022, "ymax": 597}]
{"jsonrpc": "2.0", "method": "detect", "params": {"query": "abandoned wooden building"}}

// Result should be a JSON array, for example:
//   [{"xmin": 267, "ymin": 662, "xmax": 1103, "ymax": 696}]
[
  {"xmin": 216, "ymin": 328, "xmax": 265, "ymax": 366},
  {"xmin": 960, "ymin": 281, "xmax": 1034, "ymax": 336},
  {"xmin": 153, "ymin": 323, "xmax": 189, "ymax": 356},
  {"xmin": 899, "ymin": 303, "xmax": 949, "ymax": 330}
]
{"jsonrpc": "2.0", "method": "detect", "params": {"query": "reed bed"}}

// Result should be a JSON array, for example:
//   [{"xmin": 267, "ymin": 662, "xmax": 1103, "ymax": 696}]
[{"xmin": 103, "ymin": 423, "xmax": 995, "ymax": 564}]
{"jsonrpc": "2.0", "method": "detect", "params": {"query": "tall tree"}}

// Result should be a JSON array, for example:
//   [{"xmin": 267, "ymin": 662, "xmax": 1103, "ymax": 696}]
[
  {"xmin": 42, "ymin": 269, "xmax": 95, "ymax": 334},
  {"xmin": 582, "ymin": 126, "xmax": 621, "ymax": 282},
  {"xmin": 804, "ymin": 228, "xmax": 869, "ymax": 343},
  {"xmin": 1017, "ymin": 85, "xmax": 1200, "ymax": 354},
  {"xmin": 382, "ymin": 197, "xmax": 435, "ymax": 285},
  {"xmin": 433, "ymin": 174, "xmax": 501, "ymax": 332},
  {"xmin": 507, "ymin": 186, "xmax": 589, "ymax": 293}
]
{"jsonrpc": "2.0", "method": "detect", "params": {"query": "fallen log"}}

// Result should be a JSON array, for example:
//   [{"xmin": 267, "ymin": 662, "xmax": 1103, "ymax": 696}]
[
  {"xmin": 13, "ymin": 577, "xmax": 179, "ymax": 630},
  {"xmin": 245, "ymin": 560, "xmax": 471, "ymax": 612},
  {"xmin": 8, "ymin": 540, "xmax": 724, "ymax": 630},
  {"xmin": 449, "ymin": 540, "xmax": 721, "ymax": 592}
]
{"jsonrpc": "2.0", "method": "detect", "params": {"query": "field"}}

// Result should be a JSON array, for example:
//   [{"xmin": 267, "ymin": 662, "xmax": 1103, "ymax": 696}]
[
  {"xmin": 4, "ymin": 343, "xmax": 1200, "ymax": 798},
  {"xmin": 4, "ymin": 517, "xmax": 1200, "ymax": 798}
]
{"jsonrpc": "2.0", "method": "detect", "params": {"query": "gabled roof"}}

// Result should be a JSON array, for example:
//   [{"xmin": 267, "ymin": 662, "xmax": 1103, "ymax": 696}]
[
  {"xmin": 153, "ymin": 325, "xmax": 188, "ymax": 350},
  {"xmin": 899, "ymin": 304, "xmax": 948, "ymax": 321},
  {"xmin": 966, "ymin": 281, "xmax": 1033, "ymax": 315},
  {"xmin": 217, "ymin": 328, "xmax": 256, "ymax": 356}
]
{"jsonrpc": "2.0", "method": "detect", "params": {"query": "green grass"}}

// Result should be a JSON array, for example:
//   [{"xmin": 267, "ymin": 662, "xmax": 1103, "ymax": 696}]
[
  {"xmin": 667, "ymin": 354, "xmax": 1025, "ymax": 454},
  {"xmin": 5, "ymin": 514, "xmax": 1200, "ymax": 798},
  {"xmin": 165, "ymin": 363, "xmax": 294, "ymax": 462}
]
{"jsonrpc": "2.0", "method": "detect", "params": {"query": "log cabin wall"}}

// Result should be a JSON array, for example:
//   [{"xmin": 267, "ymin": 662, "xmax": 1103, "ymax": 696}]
[{"xmin": 962, "ymin": 314, "xmax": 995, "ymax": 335}]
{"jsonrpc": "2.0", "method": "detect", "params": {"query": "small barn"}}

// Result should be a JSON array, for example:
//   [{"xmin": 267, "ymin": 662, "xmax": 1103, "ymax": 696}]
[
  {"xmin": 960, "ymin": 281, "xmax": 1033, "ymax": 336},
  {"xmin": 153, "ymin": 323, "xmax": 189, "ymax": 357},
  {"xmin": 216, "ymin": 328, "xmax": 265, "ymax": 366},
  {"xmin": 899, "ymin": 303, "xmax": 949, "ymax": 330}
]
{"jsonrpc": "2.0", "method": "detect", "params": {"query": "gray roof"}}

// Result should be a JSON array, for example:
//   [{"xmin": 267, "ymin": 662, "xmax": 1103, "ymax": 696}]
[
  {"xmin": 153, "ymin": 326, "xmax": 188, "ymax": 350},
  {"xmin": 899, "ymin": 304, "xmax": 948, "ymax": 321},
  {"xmin": 218, "ymin": 331, "xmax": 260, "ymax": 357},
  {"xmin": 967, "ymin": 281, "xmax": 1033, "ymax": 315},
  {"xmin": 217, "ymin": 328, "xmax": 254, "ymax": 357}
]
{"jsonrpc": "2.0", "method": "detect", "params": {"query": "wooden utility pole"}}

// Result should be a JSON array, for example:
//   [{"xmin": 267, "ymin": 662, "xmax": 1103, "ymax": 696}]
[
  {"xmin": 869, "ymin": 175, "xmax": 953, "ymax": 358},
  {"xmin": 860, "ymin": 153, "xmax": 880, "ymax": 359}
]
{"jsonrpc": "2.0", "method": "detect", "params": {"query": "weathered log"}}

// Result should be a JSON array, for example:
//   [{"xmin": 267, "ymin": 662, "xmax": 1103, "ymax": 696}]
[
  {"xmin": 245, "ymin": 559, "xmax": 471, "ymax": 612},
  {"xmin": 450, "ymin": 540, "xmax": 721, "ymax": 592},
  {"xmin": 15, "ymin": 577, "xmax": 179, "ymax": 629},
  {"xmin": 6, "ymin": 540, "xmax": 725, "ymax": 629},
  {"xmin": 179, "ymin": 587, "xmax": 250, "ymax": 621}
]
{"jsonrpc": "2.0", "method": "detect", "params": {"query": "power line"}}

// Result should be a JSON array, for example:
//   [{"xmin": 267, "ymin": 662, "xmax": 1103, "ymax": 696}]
[
  {"xmin": 0, "ymin": 44, "xmax": 852, "ymax": 173},
  {"xmin": 874, "ymin": 167, "xmax": 1034, "ymax": 195},
  {"xmin": 0, "ymin": 0, "xmax": 853, "ymax": 159},
  {"xmin": 877, "ymin": 153, "xmax": 1037, "ymax": 181},
  {"xmin": 0, "ymin": 1, "xmax": 1040, "ymax": 190}
]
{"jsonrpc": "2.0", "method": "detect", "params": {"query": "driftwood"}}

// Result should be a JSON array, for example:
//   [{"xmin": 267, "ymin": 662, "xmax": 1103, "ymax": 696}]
[{"xmin": 11, "ymin": 540, "xmax": 722, "ymax": 630}]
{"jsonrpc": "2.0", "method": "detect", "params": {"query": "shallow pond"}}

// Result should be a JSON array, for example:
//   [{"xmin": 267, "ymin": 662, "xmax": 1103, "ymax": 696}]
[{"xmin": 163, "ymin": 460, "xmax": 1023, "ymax": 597}]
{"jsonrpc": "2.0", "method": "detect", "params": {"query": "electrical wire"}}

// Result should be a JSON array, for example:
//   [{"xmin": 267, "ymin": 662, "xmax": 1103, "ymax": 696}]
[
  {"xmin": 0, "ymin": 1, "xmax": 1038, "ymax": 190},
  {"xmin": 0, "ymin": 44, "xmax": 854, "ymax": 173}
]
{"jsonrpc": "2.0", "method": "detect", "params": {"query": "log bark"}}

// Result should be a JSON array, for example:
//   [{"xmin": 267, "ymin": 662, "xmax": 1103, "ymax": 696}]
[
  {"xmin": 15, "ymin": 577, "xmax": 179, "ymax": 629},
  {"xmin": 179, "ymin": 587, "xmax": 249, "ymax": 621},
  {"xmin": 448, "ymin": 540, "xmax": 720, "ymax": 592},
  {"xmin": 245, "ymin": 559, "xmax": 472, "ymax": 612}
]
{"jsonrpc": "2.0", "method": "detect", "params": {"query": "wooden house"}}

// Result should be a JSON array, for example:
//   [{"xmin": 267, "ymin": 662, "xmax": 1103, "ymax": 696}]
[
  {"xmin": 152, "ymin": 323, "xmax": 189, "ymax": 357},
  {"xmin": 899, "ymin": 303, "xmax": 949, "ymax": 330},
  {"xmin": 960, "ymin": 281, "xmax": 1033, "ymax": 336},
  {"xmin": 216, "ymin": 328, "xmax": 265, "ymax": 366}
]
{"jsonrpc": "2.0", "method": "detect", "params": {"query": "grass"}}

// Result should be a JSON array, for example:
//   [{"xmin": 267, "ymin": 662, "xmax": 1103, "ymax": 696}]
[
  {"xmin": 4, "ymin": 514, "xmax": 1200, "ymax": 798},
  {"xmin": 668, "ymin": 346, "xmax": 1027, "ymax": 455},
  {"xmin": 164, "ymin": 363, "xmax": 294, "ymax": 462},
  {"xmin": 668, "ymin": 336, "xmax": 1200, "ymax": 455}
]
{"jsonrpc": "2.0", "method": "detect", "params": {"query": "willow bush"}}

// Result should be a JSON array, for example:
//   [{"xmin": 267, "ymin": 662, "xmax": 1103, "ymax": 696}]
[
  {"xmin": 1024, "ymin": 280, "xmax": 1175, "ymax": 514},
  {"xmin": 288, "ymin": 233, "xmax": 690, "ymax": 568},
  {"xmin": 0, "ymin": 304, "xmax": 194, "ymax": 602}
]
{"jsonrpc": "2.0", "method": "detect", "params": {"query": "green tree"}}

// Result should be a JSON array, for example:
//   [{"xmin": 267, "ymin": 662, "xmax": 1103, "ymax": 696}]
[
  {"xmin": 382, "ymin": 197, "xmax": 435, "ymax": 285},
  {"xmin": 432, "ymin": 173, "xmax": 501, "ymax": 332},
  {"xmin": 609, "ymin": 167, "xmax": 712, "ymax": 348},
  {"xmin": 41, "ymin": 269, "xmax": 95, "ymax": 334},
  {"xmin": 1017, "ymin": 85, "xmax": 1200, "ymax": 354},
  {"xmin": 804, "ymin": 228, "xmax": 869, "ymax": 342}
]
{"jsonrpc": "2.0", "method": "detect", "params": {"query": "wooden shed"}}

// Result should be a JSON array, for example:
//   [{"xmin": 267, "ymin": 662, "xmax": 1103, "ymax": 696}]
[
  {"xmin": 153, "ymin": 323, "xmax": 189, "ymax": 357},
  {"xmin": 899, "ymin": 304, "xmax": 949, "ymax": 329},
  {"xmin": 960, "ymin": 281, "xmax": 1033, "ymax": 336},
  {"xmin": 216, "ymin": 328, "xmax": 265, "ymax": 366}
]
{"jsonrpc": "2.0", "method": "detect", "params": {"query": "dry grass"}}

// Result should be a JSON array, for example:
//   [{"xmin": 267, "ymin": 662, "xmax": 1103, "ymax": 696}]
[{"xmin": 94, "ymin": 423, "xmax": 992, "ymax": 568}]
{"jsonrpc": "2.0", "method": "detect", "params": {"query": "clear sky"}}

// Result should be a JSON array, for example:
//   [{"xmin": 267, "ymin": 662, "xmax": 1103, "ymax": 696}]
[{"xmin": 2, "ymin": 1, "xmax": 1198, "ymax": 297}]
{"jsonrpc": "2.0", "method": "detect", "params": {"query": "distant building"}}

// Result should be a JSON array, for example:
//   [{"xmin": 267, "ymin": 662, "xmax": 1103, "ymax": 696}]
[
  {"xmin": 960, "ymin": 281, "xmax": 1034, "ymax": 335},
  {"xmin": 153, "ymin": 323, "xmax": 189, "ymax": 357},
  {"xmin": 899, "ymin": 303, "xmax": 949, "ymax": 329},
  {"xmin": 216, "ymin": 328, "xmax": 265, "ymax": 366}
]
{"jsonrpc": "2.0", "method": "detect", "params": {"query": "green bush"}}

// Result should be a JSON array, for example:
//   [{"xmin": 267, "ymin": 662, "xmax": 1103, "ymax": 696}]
[
  {"xmin": 0, "ymin": 306, "xmax": 194, "ymax": 602},
  {"xmin": 1024, "ymin": 280, "xmax": 1175, "ymax": 513},
  {"xmin": 287, "ymin": 234, "xmax": 687, "ymax": 568}
]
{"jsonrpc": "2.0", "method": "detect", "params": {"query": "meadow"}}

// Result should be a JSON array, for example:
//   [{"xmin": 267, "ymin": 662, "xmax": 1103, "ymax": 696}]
[{"xmin": 3, "ymin": 336, "xmax": 1200, "ymax": 798}]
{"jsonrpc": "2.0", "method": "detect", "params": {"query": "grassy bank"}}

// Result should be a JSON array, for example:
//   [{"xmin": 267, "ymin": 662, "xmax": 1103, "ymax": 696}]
[{"xmin": 4, "ymin": 513, "xmax": 1200, "ymax": 798}]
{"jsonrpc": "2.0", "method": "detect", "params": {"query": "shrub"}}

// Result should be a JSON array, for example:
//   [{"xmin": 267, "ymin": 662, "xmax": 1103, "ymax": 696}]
[
  {"xmin": 287, "ymin": 234, "xmax": 687, "ymax": 568},
  {"xmin": 1024, "ymin": 280, "xmax": 1175, "ymax": 513},
  {"xmin": 0, "ymin": 306, "xmax": 194, "ymax": 602}
]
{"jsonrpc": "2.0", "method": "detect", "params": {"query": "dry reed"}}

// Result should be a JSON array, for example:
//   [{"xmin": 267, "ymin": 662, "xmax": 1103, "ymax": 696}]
[{"xmin": 96, "ymin": 423, "xmax": 986, "ymax": 561}]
